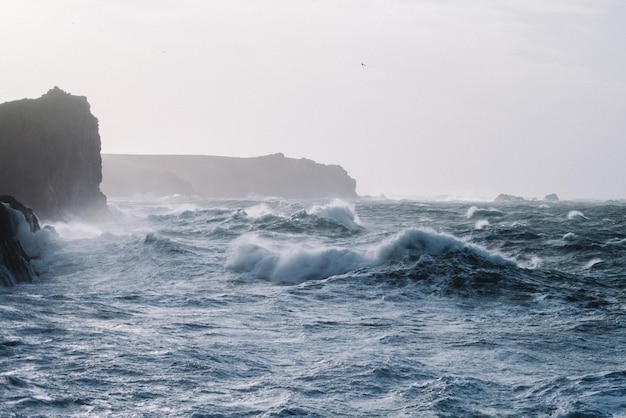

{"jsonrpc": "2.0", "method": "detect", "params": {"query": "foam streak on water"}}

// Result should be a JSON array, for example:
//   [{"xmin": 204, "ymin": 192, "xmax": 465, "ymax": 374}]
[{"xmin": 2, "ymin": 198, "xmax": 626, "ymax": 417}]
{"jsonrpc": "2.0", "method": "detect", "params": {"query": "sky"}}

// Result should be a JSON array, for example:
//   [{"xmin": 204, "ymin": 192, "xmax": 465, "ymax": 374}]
[{"xmin": 1, "ymin": 0, "xmax": 625, "ymax": 200}]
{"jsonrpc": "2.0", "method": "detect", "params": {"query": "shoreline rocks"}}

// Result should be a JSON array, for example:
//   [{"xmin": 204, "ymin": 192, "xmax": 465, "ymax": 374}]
[{"xmin": 0, "ymin": 196, "xmax": 41, "ymax": 286}]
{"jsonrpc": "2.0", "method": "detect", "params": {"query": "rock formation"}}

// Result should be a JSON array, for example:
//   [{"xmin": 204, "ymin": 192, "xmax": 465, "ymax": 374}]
[
  {"xmin": 0, "ymin": 87, "xmax": 108, "ymax": 221},
  {"xmin": 101, "ymin": 153, "xmax": 358, "ymax": 199},
  {"xmin": 0, "ymin": 195, "xmax": 40, "ymax": 286},
  {"xmin": 494, "ymin": 193, "xmax": 525, "ymax": 203},
  {"xmin": 544, "ymin": 193, "xmax": 559, "ymax": 202}
]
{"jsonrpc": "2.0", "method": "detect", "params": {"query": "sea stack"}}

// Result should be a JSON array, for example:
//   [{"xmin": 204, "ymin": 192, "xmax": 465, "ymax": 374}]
[{"xmin": 0, "ymin": 87, "xmax": 108, "ymax": 221}]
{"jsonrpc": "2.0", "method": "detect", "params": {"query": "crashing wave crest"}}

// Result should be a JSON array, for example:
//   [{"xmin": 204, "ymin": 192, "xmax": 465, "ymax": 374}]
[{"xmin": 226, "ymin": 228, "xmax": 515, "ymax": 284}]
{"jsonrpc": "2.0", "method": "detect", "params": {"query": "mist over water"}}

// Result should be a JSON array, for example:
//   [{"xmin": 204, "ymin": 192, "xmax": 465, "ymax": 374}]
[{"xmin": 2, "ymin": 197, "xmax": 626, "ymax": 416}]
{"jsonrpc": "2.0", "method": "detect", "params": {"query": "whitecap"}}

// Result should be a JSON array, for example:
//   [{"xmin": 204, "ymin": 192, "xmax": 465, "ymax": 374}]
[
  {"xmin": 567, "ymin": 210, "xmax": 589, "ymax": 220},
  {"xmin": 225, "ymin": 235, "xmax": 364, "ymax": 284},
  {"xmin": 309, "ymin": 200, "xmax": 362, "ymax": 230},
  {"xmin": 226, "ymin": 227, "xmax": 517, "ymax": 284},
  {"xmin": 475, "ymin": 220, "xmax": 490, "ymax": 230},
  {"xmin": 466, "ymin": 206, "xmax": 503, "ymax": 219},
  {"xmin": 563, "ymin": 232, "xmax": 580, "ymax": 241},
  {"xmin": 583, "ymin": 258, "xmax": 603, "ymax": 269},
  {"xmin": 372, "ymin": 228, "xmax": 515, "ymax": 266},
  {"xmin": 521, "ymin": 256, "xmax": 542, "ymax": 269}
]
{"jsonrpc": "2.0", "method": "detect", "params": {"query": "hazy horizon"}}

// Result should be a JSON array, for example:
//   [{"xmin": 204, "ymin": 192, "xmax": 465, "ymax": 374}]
[{"xmin": 2, "ymin": 1, "xmax": 625, "ymax": 200}]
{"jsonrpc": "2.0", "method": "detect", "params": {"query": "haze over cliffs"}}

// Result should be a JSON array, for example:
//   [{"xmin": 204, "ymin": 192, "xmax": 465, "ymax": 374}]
[
  {"xmin": 101, "ymin": 153, "xmax": 358, "ymax": 199},
  {"xmin": 0, "ymin": 87, "xmax": 108, "ymax": 221},
  {"xmin": 0, "ymin": 86, "xmax": 358, "ymax": 224}
]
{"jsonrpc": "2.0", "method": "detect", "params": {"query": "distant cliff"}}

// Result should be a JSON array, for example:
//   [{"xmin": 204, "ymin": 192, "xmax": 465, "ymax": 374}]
[
  {"xmin": 0, "ymin": 87, "xmax": 108, "ymax": 221},
  {"xmin": 101, "ymin": 153, "xmax": 358, "ymax": 199}
]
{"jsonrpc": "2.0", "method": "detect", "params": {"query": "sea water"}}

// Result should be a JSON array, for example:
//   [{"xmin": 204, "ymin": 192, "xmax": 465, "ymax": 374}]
[{"xmin": 1, "ymin": 197, "xmax": 625, "ymax": 417}]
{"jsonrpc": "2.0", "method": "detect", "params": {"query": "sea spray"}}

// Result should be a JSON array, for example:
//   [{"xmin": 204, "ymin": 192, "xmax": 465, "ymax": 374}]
[
  {"xmin": 567, "ymin": 210, "xmax": 589, "ymax": 220},
  {"xmin": 309, "ymin": 200, "xmax": 362, "ymax": 231},
  {"xmin": 4, "ymin": 197, "xmax": 625, "ymax": 417},
  {"xmin": 227, "ymin": 227, "xmax": 516, "ymax": 283},
  {"xmin": 466, "ymin": 206, "xmax": 503, "ymax": 219}
]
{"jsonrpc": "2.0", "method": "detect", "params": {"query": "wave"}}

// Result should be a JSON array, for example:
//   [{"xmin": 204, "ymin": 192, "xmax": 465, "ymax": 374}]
[
  {"xmin": 143, "ymin": 232, "xmax": 194, "ymax": 255},
  {"xmin": 1, "ymin": 202, "xmax": 58, "ymax": 259},
  {"xmin": 226, "ymin": 228, "xmax": 515, "ymax": 284},
  {"xmin": 567, "ymin": 210, "xmax": 589, "ymax": 220},
  {"xmin": 248, "ymin": 201, "xmax": 363, "ymax": 237},
  {"xmin": 583, "ymin": 258, "xmax": 603, "ymax": 269},
  {"xmin": 138, "ymin": 200, "xmax": 363, "ymax": 239},
  {"xmin": 226, "ymin": 238, "xmax": 365, "ymax": 284},
  {"xmin": 466, "ymin": 206, "xmax": 504, "ymax": 219},
  {"xmin": 372, "ymin": 228, "xmax": 514, "ymax": 266},
  {"xmin": 474, "ymin": 220, "xmax": 490, "ymax": 230},
  {"xmin": 562, "ymin": 232, "xmax": 582, "ymax": 242},
  {"xmin": 309, "ymin": 200, "xmax": 362, "ymax": 231}
]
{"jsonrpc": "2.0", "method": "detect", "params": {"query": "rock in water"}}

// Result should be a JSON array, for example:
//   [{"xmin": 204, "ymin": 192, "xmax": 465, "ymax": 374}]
[
  {"xmin": 0, "ymin": 196, "xmax": 40, "ymax": 286},
  {"xmin": 494, "ymin": 193, "xmax": 525, "ymax": 203},
  {"xmin": 0, "ymin": 87, "xmax": 108, "ymax": 221}
]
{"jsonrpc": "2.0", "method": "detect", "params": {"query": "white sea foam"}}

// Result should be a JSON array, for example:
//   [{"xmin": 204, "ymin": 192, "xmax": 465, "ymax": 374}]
[
  {"xmin": 225, "ymin": 238, "xmax": 279, "ymax": 279},
  {"xmin": 567, "ymin": 210, "xmax": 589, "ymax": 220},
  {"xmin": 372, "ymin": 228, "xmax": 514, "ymax": 266},
  {"xmin": 466, "ymin": 206, "xmax": 503, "ymax": 219},
  {"xmin": 48, "ymin": 221, "xmax": 105, "ymax": 240},
  {"xmin": 584, "ymin": 258, "xmax": 603, "ymax": 269},
  {"xmin": 475, "ymin": 220, "xmax": 490, "ymax": 230},
  {"xmin": 310, "ymin": 200, "xmax": 362, "ymax": 230},
  {"xmin": 563, "ymin": 232, "xmax": 581, "ymax": 241},
  {"xmin": 243, "ymin": 203, "xmax": 276, "ymax": 219},
  {"xmin": 466, "ymin": 206, "xmax": 479, "ymax": 219},
  {"xmin": 271, "ymin": 246, "xmax": 365, "ymax": 284},
  {"xmin": 522, "ymin": 256, "xmax": 543, "ymax": 269},
  {"xmin": 226, "ymin": 227, "xmax": 515, "ymax": 284},
  {"xmin": 226, "ymin": 235, "xmax": 366, "ymax": 284},
  {"xmin": 1, "ymin": 203, "xmax": 57, "ymax": 259}
]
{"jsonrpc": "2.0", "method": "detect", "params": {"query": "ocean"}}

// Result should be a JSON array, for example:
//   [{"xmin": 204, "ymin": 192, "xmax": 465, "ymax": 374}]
[{"xmin": 1, "ymin": 197, "xmax": 625, "ymax": 417}]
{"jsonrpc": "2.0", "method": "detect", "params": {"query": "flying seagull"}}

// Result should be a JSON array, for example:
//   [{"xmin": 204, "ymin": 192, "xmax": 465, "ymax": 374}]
[{"xmin": 361, "ymin": 63, "xmax": 366, "ymax": 66}]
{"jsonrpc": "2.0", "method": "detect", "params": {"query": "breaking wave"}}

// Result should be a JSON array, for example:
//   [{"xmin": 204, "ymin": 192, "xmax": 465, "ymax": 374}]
[
  {"xmin": 466, "ymin": 206, "xmax": 504, "ymax": 219},
  {"xmin": 226, "ymin": 227, "xmax": 515, "ymax": 284}
]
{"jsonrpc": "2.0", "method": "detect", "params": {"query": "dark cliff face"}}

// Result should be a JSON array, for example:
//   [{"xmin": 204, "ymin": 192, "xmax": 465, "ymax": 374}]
[
  {"xmin": 101, "ymin": 153, "xmax": 358, "ymax": 199},
  {"xmin": 0, "ymin": 196, "xmax": 40, "ymax": 286},
  {"xmin": 0, "ymin": 87, "xmax": 108, "ymax": 221}
]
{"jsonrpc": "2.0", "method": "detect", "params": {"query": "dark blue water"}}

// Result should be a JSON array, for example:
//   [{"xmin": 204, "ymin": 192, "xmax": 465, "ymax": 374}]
[{"xmin": 2, "ymin": 198, "xmax": 625, "ymax": 416}]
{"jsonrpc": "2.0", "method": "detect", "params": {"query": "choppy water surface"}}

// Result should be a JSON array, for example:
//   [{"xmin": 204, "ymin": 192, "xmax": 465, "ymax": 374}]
[{"xmin": 2, "ymin": 197, "xmax": 626, "ymax": 417}]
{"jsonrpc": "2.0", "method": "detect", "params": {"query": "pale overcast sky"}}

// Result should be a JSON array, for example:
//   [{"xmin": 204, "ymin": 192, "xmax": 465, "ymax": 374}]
[{"xmin": 2, "ymin": 0, "xmax": 625, "ymax": 199}]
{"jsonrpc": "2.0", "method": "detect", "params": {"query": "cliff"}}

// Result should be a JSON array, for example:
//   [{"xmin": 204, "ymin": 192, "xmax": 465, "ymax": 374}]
[
  {"xmin": 0, "ymin": 87, "xmax": 108, "ymax": 221},
  {"xmin": 101, "ymin": 153, "xmax": 358, "ymax": 199},
  {"xmin": 0, "ymin": 196, "xmax": 40, "ymax": 286}
]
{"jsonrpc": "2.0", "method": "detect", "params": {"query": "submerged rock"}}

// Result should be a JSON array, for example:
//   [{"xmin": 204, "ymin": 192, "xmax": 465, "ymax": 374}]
[
  {"xmin": 0, "ymin": 196, "xmax": 40, "ymax": 286},
  {"xmin": 0, "ymin": 87, "xmax": 108, "ymax": 221}
]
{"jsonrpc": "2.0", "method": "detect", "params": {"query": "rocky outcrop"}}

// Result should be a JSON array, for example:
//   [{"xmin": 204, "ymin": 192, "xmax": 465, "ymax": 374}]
[
  {"xmin": 101, "ymin": 153, "xmax": 358, "ymax": 199},
  {"xmin": 494, "ymin": 193, "xmax": 561, "ymax": 203},
  {"xmin": 494, "ymin": 193, "xmax": 525, "ymax": 203},
  {"xmin": 544, "ymin": 193, "xmax": 559, "ymax": 202},
  {"xmin": 0, "ymin": 196, "xmax": 40, "ymax": 286},
  {"xmin": 0, "ymin": 87, "xmax": 108, "ymax": 221}
]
